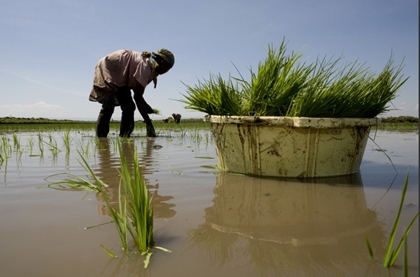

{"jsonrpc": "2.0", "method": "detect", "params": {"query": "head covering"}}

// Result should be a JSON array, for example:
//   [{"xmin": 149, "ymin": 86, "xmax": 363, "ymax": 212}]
[{"xmin": 153, "ymin": 48, "xmax": 175, "ymax": 68}]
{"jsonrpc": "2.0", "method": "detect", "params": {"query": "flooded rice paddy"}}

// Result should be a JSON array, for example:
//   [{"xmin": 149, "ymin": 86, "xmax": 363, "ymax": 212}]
[{"xmin": 0, "ymin": 127, "xmax": 418, "ymax": 276}]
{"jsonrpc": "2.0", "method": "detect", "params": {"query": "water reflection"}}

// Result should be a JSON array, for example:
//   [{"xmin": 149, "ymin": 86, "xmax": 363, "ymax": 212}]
[
  {"xmin": 189, "ymin": 173, "xmax": 386, "ymax": 276},
  {"xmin": 94, "ymin": 138, "xmax": 176, "ymax": 219}
]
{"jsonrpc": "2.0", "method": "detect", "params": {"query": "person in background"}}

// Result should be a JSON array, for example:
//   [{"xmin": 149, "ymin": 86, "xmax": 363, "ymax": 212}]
[
  {"xmin": 172, "ymin": 113, "xmax": 182, "ymax": 123},
  {"xmin": 89, "ymin": 48, "xmax": 175, "ymax": 137}
]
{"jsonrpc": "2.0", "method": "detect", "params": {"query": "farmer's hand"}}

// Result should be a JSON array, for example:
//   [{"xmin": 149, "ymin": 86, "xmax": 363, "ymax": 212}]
[
  {"xmin": 146, "ymin": 103, "xmax": 154, "ymax": 114},
  {"xmin": 146, "ymin": 124, "xmax": 156, "ymax": 137}
]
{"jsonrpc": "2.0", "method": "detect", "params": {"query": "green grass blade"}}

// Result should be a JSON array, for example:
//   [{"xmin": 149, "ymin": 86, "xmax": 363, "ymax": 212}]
[
  {"xmin": 365, "ymin": 235, "xmax": 374, "ymax": 260},
  {"xmin": 388, "ymin": 212, "xmax": 419, "ymax": 266},
  {"xmin": 100, "ymin": 244, "xmax": 117, "ymax": 258},
  {"xmin": 84, "ymin": 221, "xmax": 113, "ymax": 230},
  {"xmin": 383, "ymin": 168, "xmax": 418, "ymax": 267},
  {"xmin": 383, "ymin": 170, "xmax": 409, "ymax": 266}
]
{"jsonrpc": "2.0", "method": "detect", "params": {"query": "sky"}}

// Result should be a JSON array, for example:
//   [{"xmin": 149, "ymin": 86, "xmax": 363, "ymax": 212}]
[{"xmin": 0, "ymin": 0, "xmax": 418, "ymax": 121}]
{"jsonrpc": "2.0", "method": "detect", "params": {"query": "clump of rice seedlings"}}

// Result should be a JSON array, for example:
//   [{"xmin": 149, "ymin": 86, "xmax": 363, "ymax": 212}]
[
  {"xmin": 114, "ymin": 140, "xmax": 154, "ymax": 254},
  {"xmin": 45, "ymin": 138, "xmax": 168, "ymax": 267},
  {"xmin": 180, "ymin": 39, "xmax": 408, "ymax": 118},
  {"xmin": 77, "ymin": 140, "xmax": 90, "ymax": 157},
  {"xmin": 289, "ymin": 58, "xmax": 406, "ymax": 118},
  {"xmin": 181, "ymin": 73, "xmax": 242, "ymax": 115},
  {"xmin": 100, "ymin": 139, "xmax": 169, "ymax": 265},
  {"xmin": 44, "ymin": 137, "xmax": 61, "ymax": 156},
  {"xmin": 1, "ymin": 136, "xmax": 11, "ymax": 162},
  {"xmin": 1, "ymin": 136, "xmax": 11, "ymax": 181},
  {"xmin": 0, "ymin": 136, "xmax": 7, "ymax": 165},
  {"xmin": 366, "ymin": 169, "xmax": 418, "ymax": 268}
]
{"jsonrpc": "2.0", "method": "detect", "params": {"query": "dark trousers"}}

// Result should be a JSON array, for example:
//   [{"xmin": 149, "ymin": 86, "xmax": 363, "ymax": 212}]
[{"xmin": 96, "ymin": 87, "xmax": 136, "ymax": 138}]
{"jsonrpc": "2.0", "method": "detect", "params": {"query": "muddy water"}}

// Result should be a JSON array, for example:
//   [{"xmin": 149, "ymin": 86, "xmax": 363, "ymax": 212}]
[{"xmin": 0, "ymin": 129, "xmax": 418, "ymax": 276}]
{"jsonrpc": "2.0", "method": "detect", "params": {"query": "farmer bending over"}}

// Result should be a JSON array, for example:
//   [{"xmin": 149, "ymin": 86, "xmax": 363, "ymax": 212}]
[{"xmin": 89, "ymin": 49, "xmax": 175, "ymax": 137}]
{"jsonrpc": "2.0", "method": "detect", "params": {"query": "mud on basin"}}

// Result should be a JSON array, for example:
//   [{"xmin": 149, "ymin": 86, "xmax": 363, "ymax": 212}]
[{"xmin": 205, "ymin": 116, "xmax": 378, "ymax": 178}]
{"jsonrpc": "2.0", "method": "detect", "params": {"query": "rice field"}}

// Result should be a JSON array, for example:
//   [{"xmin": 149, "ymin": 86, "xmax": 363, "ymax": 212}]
[{"xmin": 0, "ymin": 123, "xmax": 418, "ymax": 276}]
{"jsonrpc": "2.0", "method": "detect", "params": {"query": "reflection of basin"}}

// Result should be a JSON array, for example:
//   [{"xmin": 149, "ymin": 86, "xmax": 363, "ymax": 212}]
[
  {"xmin": 189, "ymin": 173, "xmax": 386, "ymax": 275},
  {"xmin": 207, "ymin": 174, "xmax": 377, "ymax": 244}
]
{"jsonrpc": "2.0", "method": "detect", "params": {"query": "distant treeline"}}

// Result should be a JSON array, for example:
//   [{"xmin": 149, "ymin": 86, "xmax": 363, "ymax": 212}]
[
  {"xmin": 0, "ymin": 116, "xmax": 204, "ymax": 124},
  {"xmin": 379, "ymin": 116, "xmax": 418, "ymax": 123},
  {"xmin": 0, "ymin": 117, "xmax": 89, "ymax": 124}
]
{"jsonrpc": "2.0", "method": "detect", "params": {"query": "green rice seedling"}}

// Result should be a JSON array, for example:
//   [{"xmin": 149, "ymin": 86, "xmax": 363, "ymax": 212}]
[
  {"xmin": 62, "ymin": 131, "xmax": 72, "ymax": 154},
  {"xmin": 236, "ymin": 42, "xmax": 312, "ymax": 116},
  {"xmin": 28, "ymin": 137, "xmax": 34, "ymax": 156},
  {"xmin": 91, "ymin": 139, "xmax": 164, "ymax": 267},
  {"xmin": 382, "ymin": 170, "xmax": 418, "ymax": 267},
  {"xmin": 289, "ymin": 58, "xmax": 407, "ymax": 117},
  {"xmin": 181, "ymin": 73, "xmax": 243, "ymax": 115},
  {"xmin": 1, "ymin": 136, "xmax": 11, "ymax": 160},
  {"xmin": 15, "ymin": 147, "xmax": 23, "ymax": 166},
  {"xmin": 100, "ymin": 244, "xmax": 117, "ymax": 258},
  {"xmin": 45, "ymin": 139, "xmax": 168, "ymax": 267},
  {"xmin": 366, "ymin": 169, "xmax": 419, "ymax": 268},
  {"xmin": 44, "ymin": 171, "xmax": 107, "ymax": 192},
  {"xmin": 0, "ymin": 137, "xmax": 5, "ymax": 165},
  {"xmin": 44, "ymin": 138, "xmax": 61, "ymax": 156},
  {"xmin": 1, "ymin": 136, "xmax": 11, "ymax": 182},
  {"xmin": 12, "ymin": 133, "xmax": 20, "ymax": 150},
  {"xmin": 365, "ymin": 234, "xmax": 374, "ymax": 261},
  {"xmin": 37, "ymin": 133, "xmax": 44, "ymax": 156},
  {"xmin": 1, "ymin": 136, "xmax": 11, "ymax": 156},
  {"xmin": 116, "ymin": 140, "xmax": 154, "ymax": 252},
  {"xmin": 180, "ymin": 38, "xmax": 408, "ymax": 118},
  {"xmin": 80, "ymin": 141, "xmax": 90, "ymax": 157}
]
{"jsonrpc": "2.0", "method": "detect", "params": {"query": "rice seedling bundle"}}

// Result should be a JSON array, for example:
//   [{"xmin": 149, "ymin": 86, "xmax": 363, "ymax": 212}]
[{"xmin": 180, "ymin": 39, "xmax": 408, "ymax": 118}]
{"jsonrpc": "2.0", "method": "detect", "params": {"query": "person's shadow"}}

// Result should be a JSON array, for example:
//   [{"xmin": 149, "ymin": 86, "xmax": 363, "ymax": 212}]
[{"xmin": 93, "ymin": 138, "xmax": 176, "ymax": 219}]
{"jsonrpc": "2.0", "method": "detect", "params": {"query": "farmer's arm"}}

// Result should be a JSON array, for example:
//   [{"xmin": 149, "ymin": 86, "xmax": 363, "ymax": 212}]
[{"xmin": 132, "ymin": 82, "xmax": 156, "ymax": 137}]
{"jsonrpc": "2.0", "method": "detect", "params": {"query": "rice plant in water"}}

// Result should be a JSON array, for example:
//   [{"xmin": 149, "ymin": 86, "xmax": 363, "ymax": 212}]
[
  {"xmin": 44, "ymin": 138, "xmax": 163, "ymax": 267},
  {"xmin": 62, "ymin": 131, "xmax": 72, "ymax": 154},
  {"xmin": 12, "ymin": 133, "xmax": 20, "ymax": 150},
  {"xmin": 44, "ymin": 137, "xmax": 61, "ymax": 156},
  {"xmin": 180, "ymin": 39, "xmax": 408, "ymax": 118},
  {"xmin": 28, "ymin": 137, "xmax": 34, "ymax": 156},
  {"xmin": 112, "ymin": 139, "xmax": 154, "ymax": 254},
  {"xmin": 37, "ymin": 133, "xmax": 44, "ymax": 156},
  {"xmin": 1, "ymin": 136, "xmax": 11, "ymax": 181},
  {"xmin": 366, "ymin": 169, "xmax": 418, "ymax": 270}
]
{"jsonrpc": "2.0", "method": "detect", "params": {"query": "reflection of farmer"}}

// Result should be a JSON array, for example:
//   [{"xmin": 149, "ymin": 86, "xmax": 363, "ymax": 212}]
[
  {"xmin": 89, "ymin": 49, "xmax": 175, "ymax": 138},
  {"xmin": 95, "ymin": 138, "xmax": 176, "ymax": 218}
]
